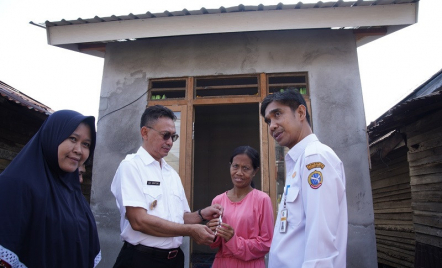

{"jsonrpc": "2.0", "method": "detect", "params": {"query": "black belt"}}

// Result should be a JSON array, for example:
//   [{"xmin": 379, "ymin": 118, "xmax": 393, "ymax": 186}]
[{"xmin": 124, "ymin": 242, "xmax": 179, "ymax": 259}]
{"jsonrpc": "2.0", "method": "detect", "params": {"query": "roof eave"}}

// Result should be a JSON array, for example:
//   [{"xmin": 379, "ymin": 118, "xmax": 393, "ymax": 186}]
[{"xmin": 44, "ymin": 3, "xmax": 418, "ymax": 58}]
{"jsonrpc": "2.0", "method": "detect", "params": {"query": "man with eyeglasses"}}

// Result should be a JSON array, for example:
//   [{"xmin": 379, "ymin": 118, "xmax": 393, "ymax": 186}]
[
  {"xmin": 261, "ymin": 89, "xmax": 348, "ymax": 268},
  {"xmin": 111, "ymin": 105, "xmax": 222, "ymax": 268}
]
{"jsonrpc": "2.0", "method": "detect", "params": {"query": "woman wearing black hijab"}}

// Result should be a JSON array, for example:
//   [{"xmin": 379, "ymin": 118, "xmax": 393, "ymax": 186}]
[{"xmin": 0, "ymin": 110, "xmax": 101, "ymax": 268}]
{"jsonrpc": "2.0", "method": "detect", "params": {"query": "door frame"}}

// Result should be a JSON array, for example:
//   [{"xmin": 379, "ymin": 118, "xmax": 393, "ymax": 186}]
[{"xmin": 147, "ymin": 73, "xmax": 310, "ymax": 217}]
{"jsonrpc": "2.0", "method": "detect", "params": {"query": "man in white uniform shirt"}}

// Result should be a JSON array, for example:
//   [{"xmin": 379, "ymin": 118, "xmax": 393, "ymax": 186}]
[
  {"xmin": 111, "ymin": 105, "xmax": 222, "ymax": 268},
  {"xmin": 261, "ymin": 90, "xmax": 348, "ymax": 267}
]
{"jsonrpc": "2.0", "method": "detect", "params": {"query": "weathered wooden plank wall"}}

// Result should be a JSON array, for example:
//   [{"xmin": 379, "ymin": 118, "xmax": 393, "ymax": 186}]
[
  {"xmin": 370, "ymin": 144, "xmax": 415, "ymax": 268},
  {"xmin": 0, "ymin": 98, "xmax": 47, "ymax": 173},
  {"xmin": 404, "ymin": 109, "xmax": 442, "ymax": 267}
]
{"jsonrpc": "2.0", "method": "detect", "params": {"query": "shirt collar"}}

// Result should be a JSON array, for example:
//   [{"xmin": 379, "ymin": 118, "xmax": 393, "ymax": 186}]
[
  {"xmin": 286, "ymin": 134, "xmax": 318, "ymax": 163},
  {"xmin": 137, "ymin": 146, "xmax": 170, "ymax": 169}
]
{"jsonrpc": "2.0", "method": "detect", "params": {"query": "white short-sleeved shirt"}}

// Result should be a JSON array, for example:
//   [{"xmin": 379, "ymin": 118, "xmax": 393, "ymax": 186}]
[
  {"xmin": 269, "ymin": 134, "xmax": 348, "ymax": 268},
  {"xmin": 110, "ymin": 146, "xmax": 191, "ymax": 249}
]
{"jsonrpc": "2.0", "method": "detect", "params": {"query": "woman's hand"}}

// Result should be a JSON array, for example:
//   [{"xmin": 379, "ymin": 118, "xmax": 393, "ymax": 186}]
[
  {"xmin": 206, "ymin": 218, "xmax": 220, "ymax": 233},
  {"xmin": 215, "ymin": 223, "xmax": 234, "ymax": 242}
]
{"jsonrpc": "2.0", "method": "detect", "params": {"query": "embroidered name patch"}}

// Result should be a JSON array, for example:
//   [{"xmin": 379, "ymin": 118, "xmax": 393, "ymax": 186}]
[
  {"xmin": 308, "ymin": 171, "xmax": 323, "ymax": 189},
  {"xmin": 306, "ymin": 162, "xmax": 325, "ymax": 170},
  {"xmin": 147, "ymin": 181, "xmax": 160, "ymax": 186}
]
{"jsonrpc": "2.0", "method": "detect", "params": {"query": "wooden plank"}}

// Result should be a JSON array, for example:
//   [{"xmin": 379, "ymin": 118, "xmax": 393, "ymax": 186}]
[
  {"xmin": 375, "ymin": 212, "xmax": 412, "ymax": 221},
  {"xmin": 371, "ymin": 174, "xmax": 411, "ymax": 190},
  {"xmin": 259, "ymin": 73, "xmax": 267, "ymax": 101},
  {"xmin": 0, "ymin": 158, "xmax": 11, "ymax": 173},
  {"xmin": 192, "ymin": 96, "xmax": 261, "ymax": 105},
  {"xmin": 413, "ymin": 211, "xmax": 442, "ymax": 229},
  {"xmin": 369, "ymin": 131, "xmax": 404, "ymax": 159},
  {"xmin": 375, "ymin": 228, "xmax": 415, "ymax": 238},
  {"xmin": 372, "ymin": 182, "xmax": 410, "ymax": 195},
  {"xmin": 411, "ymin": 173, "xmax": 442, "ymax": 186},
  {"xmin": 411, "ymin": 190, "xmax": 442, "ymax": 203},
  {"xmin": 415, "ymin": 232, "xmax": 442, "ymax": 248},
  {"xmin": 370, "ymin": 164, "xmax": 409, "ymax": 182},
  {"xmin": 0, "ymin": 148, "xmax": 18, "ymax": 161},
  {"xmin": 376, "ymin": 250, "xmax": 414, "ymax": 268},
  {"xmin": 0, "ymin": 128, "xmax": 36, "ymax": 145},
  {"xmin": 268, "ymin": 134, "xmax": 278, "ymax": 219},
  {"xmin": 411, "ymin": 183, "xmax": 442, "ymax": 192},
  {"xmin": 185, "ymin": 77, "xmax": 194, "ymax": 208},
  {"xmin": 375, "ymin": 218, "xmax": 413, "ymax": 225},
  {"xmin": 259, "ymin": 106, "xmax": 270, "ymax": 194},
  {"xmin": 373, "ymin": 192, "xmax": 411, "ymax": 203},
  {"xmin": 407, "ymin": 125, "xmax": 442, "ymax": 147},
  {"xmin": 410, "ymin": 162, "xmax": 442, "ymax": 176},
  {"xmin": 148, "ymin": 100, "xmax": 187, "ymax": 106},
  {"xmin": 408, "ymin": 145, "xmax": 442, "ymax": 167},
  {"xmin": 411, "ymin": 202, "xmax": 442, "ymax": 213},
  {"xmin": 268, "ymin": 82, "xmax": 307, "ymax": 87},
  {"xmin": 0, "ymin": 139, "xmax": 24, "ymax": 153},
  {"xmin": 377, "ymin": 256, "xmax": 413, "ymax": 268},
  {"xmin": 408, "ymin": 136, "xmax": 442, "ymax": 154},
  {"xmin": 195, "ymin": 84, "xmax": 258, "ymax": 90},
  {"xmin": 376, "ymin": 234, "xmax": 415, "ymax": 246},
  {"xmin": 404, "ymin": 109, "xmax": 442, "ymax": 139},
  {"xmin": 374, "ymin": 199, "xmax": 411, "ymax": 210},
  {"xmin": 377, "ymin": 244, "xmax": 415, "ymax": 258},
  {"xmin": 150, "ymin": 87, "xmax": 186, "ymax": 92},
  {"xmin": 370, "ymin": 142, "xmax": 407, "ymax": 164},
  {"xmin": 372, "ymin": 188, "xmax": 411, "ymax": 200},
  {"xmin": 374, "ymin": 207, "xmax": 413, "ymax": 214}
]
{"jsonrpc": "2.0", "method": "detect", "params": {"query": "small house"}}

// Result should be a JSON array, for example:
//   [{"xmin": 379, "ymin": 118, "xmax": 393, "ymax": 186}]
[
  {"xmin": 367, "ymin": 69, "xmax": 442, "ymax": 267},
  {"xmin": 38, "ymin": 1, "xmax": 419, "ymax": 267}
]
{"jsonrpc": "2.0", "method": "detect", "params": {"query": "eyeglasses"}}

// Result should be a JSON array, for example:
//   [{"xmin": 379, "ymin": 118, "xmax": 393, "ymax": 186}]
[
  {"xmin": 146, "ymin": 126, "xmax": 179, "ymax": 142},
  {"xmin": 230, "ymin": 163, "xmax": 253, "ymax": 173}
]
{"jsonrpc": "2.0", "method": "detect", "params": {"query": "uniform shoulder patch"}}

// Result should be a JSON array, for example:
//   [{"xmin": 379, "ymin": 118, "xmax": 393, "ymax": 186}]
[
  {"xmin": 308, "ymin": 171, "xmax": 323, "ymax": 189},
  {"xmin": 306, "ymin": 162, "xmax": 325, "ymax": 170}
]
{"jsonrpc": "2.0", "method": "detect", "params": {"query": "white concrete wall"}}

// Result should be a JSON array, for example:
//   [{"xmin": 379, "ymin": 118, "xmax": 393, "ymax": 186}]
[{"xmin": 92, "ymin": 29, "xmax": 377, "ymax": 267}]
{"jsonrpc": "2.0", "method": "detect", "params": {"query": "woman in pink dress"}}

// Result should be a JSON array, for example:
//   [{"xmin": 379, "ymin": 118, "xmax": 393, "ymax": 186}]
[{"xmin": 207, "ymin": 146, "xmax": 274, "ymax": 268}]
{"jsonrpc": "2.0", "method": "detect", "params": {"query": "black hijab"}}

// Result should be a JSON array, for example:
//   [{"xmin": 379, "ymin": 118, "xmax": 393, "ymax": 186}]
[{"xmin": 0, "ymin": 110, "xmax": 100, "ymax": 268}]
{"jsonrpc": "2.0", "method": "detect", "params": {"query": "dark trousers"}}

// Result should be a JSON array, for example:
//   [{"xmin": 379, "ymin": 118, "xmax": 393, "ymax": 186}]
[{"xmin": 113, "ymin": 242, "xmax": 184, "ymax": 268}]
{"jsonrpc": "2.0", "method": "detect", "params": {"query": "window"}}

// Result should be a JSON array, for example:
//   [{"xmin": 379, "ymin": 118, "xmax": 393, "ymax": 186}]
[
  {"xmin": 195, "ymin": 75, "xmax": 259, "ymax": 98},
  {"xmin": 149, "ymin": 79, "xmax": 186, "ymax": 100}
]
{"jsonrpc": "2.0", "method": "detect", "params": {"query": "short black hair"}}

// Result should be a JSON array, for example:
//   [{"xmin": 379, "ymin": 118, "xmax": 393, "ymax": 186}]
[
  {"xmin": 140, "ymin": 105, "xmax": 177, "ymax": 128},
  {"xmin": 260, "ymin": 88, "xmax": 311, "ymax": 126}
]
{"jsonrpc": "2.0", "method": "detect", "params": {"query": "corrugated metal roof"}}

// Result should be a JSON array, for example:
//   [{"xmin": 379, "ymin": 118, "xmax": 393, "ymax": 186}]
[
  {"xmin": 367, "ymin": 90, "xmax": 442, "ymax": 143},
  {"xmin": 36, "ymin": 0, "xmax": 418, "ymax": 28},
  {"xmin": 0, "ymin": 81, "xmax": 54, "ymax": 115}
]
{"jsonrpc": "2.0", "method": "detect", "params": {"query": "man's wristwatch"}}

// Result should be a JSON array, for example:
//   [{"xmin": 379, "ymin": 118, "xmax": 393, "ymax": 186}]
[{"xmin": 198, "ymin": 209, "xmax": 206, "ymax": 221}]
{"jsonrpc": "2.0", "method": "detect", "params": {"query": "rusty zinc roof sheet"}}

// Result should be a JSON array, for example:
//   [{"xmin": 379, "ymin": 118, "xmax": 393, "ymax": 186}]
[{"xmin": 0, "ymin": 81, "xmax": 54, "ymax": 115}]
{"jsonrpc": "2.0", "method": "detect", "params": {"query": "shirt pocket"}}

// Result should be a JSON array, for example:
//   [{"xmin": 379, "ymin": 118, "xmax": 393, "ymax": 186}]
[
  {"xmin": 142, "ymin": 185, "xmax": 163, "ymax": 215},
  {"xmin": 285, "ymin": 186, "xmax": 303, "ymax": 227},
  {"xmin": 170, "ymin": 190, "xmax": 185, "ymax": 224}
]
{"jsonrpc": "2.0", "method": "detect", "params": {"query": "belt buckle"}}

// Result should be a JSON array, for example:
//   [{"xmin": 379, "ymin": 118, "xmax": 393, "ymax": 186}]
[{"xmin": 168, "ymin": 249, "xmax": 178, "ymax": 259}]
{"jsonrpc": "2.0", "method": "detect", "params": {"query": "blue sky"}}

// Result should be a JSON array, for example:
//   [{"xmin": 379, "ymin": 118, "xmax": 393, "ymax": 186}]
[{"xmin": 1, "ymin": 0, "xmax": 441, "ymax": 123}]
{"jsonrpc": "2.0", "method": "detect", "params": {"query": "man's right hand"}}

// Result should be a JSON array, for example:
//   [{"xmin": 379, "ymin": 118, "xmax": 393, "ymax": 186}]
[{"xmin": 190, "ymin": 224, "xmax": 215, "ymax": 245}]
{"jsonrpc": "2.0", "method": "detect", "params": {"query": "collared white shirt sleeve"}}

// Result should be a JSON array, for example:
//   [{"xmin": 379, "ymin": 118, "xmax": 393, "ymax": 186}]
[
  {"xmin": 300, "ymin": 146, "xmax": 347, "ymax": 268},
  {"xmin": 112, "ymin": 159, "xmax": 148, "ymax": 210}
]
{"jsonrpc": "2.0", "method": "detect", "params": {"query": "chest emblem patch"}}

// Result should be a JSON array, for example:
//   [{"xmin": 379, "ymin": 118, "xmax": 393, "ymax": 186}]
[{"xmin": 308, "ymin": 171, "xmax": 323, "ymax": 189}]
